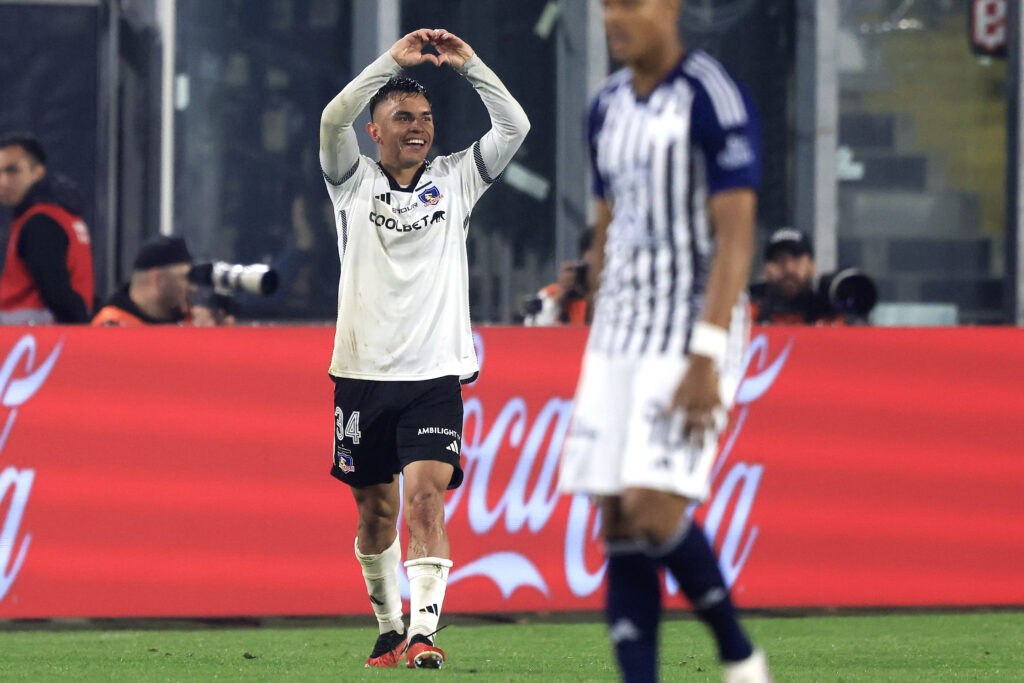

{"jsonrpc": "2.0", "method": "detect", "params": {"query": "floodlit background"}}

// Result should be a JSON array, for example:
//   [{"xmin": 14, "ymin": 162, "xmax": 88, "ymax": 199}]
[{"xmin": 0, "ymin": 0, "xmax": 1019, "ymax": 324}]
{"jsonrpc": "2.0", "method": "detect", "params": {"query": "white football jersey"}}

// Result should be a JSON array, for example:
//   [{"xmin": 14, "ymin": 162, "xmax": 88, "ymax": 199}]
[
  {"xmin": 325, "ymin": 152, "xmax": 488, "ymax": 380},
  {"xmin": 320, "ymin": 51, "xmax": 529, "ymax": 381}
]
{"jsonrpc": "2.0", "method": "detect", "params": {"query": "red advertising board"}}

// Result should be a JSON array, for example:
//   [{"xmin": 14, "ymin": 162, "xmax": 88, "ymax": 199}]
[{"xmin": 0, "ymin": 326, "xmax": 1023, "ymax": 618}]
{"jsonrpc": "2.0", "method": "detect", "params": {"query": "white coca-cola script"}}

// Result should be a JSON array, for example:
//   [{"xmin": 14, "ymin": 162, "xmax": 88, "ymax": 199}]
[
  {"xmin": 0, "ymin": 335, "xmax": 63, "ymax": 603},
  {"xmin": 443, "ymin": 333, "xmax": 793, "ymax": 601}
]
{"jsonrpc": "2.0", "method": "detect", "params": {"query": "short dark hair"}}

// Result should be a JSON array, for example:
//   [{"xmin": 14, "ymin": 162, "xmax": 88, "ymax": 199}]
[
  {"xmin": 0, "ymin": 133, "xmax": 46, "ymax": 165},
  {"xmin": 368, "ymin": 77, "xmax": 430, "ymax": 119}
]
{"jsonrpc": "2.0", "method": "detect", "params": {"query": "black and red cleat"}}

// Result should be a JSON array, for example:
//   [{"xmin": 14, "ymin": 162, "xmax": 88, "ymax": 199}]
[
  {"xmin": 364, "ymin": 629, "xmax": 406, "ymax": 668},
  {"xmin": 405, "ymin": 633, "xmax": 445, "ymax": 669}
]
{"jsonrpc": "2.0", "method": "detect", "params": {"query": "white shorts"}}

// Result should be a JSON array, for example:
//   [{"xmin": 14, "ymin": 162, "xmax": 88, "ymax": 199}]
[{"xmin": 559, "ymin": 320, "xmax": 747, "ymax": 501}]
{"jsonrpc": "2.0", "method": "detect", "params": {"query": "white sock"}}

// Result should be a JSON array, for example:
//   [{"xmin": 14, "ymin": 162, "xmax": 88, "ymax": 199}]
[
  {"xmin": 405, "ymin": 557, "xmax": 453, "ymax": 642},
  {"xmin": 354, "ymin": 536, "xmax": 405, "ymax": 635}
]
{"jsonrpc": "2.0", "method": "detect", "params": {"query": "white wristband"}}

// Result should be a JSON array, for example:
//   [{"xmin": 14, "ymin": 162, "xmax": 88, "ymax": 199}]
[{"xmin": 689, "ymin": 321, "xmax": 728, "ymax": 364}]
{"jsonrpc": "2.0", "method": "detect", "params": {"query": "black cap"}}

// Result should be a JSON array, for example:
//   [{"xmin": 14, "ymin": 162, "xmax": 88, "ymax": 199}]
[
  {"xmin": 133, "ymin": 235, "xmax": 192, "ymax": 270},
  {"xmin": 765, "ymin": 228, "xmax": 813, "ymax": 261}
]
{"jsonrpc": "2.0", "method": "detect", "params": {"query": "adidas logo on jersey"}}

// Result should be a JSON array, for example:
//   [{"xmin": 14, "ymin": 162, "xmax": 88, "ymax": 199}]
[
  {"xmin": 375, "ymin": 192, "xmax": 391, "ymax": 204},
  {"xmin": 446, "ymin": 440, "xmax": 460, "ymax": 454}
]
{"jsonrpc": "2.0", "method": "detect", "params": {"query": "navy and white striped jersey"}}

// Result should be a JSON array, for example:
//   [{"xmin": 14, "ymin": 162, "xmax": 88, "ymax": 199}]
[{"xmin": 587, "ymin": 50, "xmax": 760, "ymax": 357}]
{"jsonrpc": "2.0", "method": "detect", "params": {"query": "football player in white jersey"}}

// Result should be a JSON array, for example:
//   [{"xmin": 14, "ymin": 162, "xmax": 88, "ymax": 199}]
[
  {"xmin": 319, "ymin": 28, "xmax": 528, "ymax": 669},
  {"xmin": 560, "ymin": 1, "xmax": 769, "ymax": 682}
]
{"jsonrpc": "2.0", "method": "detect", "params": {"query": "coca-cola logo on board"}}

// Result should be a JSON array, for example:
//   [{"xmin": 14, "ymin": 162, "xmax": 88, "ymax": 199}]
[
  {"xmin": 400, "ymin": 333, "xmax": 793, "ymax": 601},
  {"xmin": 0, "ymin": 335, "xmax": 63, "ymax": 602}
]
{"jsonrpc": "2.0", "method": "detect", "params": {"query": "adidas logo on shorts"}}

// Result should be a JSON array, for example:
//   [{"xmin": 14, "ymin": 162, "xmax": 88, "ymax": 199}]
[{"xmin": 446, "ymin": 440, "xmax": 460, "ymax": 454}]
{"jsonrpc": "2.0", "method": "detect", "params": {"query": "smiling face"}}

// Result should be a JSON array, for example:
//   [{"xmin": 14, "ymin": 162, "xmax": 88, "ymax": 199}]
[{"xmin": 368, "ymin": 93, "xmax": 434, "ymax": 174}]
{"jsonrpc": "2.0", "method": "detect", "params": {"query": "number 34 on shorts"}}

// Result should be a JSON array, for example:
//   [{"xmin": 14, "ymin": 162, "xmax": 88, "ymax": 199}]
[
  {"xmin": 334, "ymin": 409, "xmax": 362, "ymax": 472},
  {"xmin": 335, "ymin": 408, "xmax": 362, "ymax": 444}
]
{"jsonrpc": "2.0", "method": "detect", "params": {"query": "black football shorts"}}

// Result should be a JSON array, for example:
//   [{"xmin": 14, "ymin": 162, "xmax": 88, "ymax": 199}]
[{"xmin": 330, "ymin": 374, "xmax": 464, "ymax": 490}]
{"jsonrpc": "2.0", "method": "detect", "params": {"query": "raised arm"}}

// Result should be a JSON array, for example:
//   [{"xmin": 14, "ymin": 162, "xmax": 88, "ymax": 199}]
[
  {"xmin": 319, "ymin": 30, "xmax": 441, "ymax": 183},
  {"xmin": 434, "ymin": 31, "xmax": 530, "ymax": 180},
  {"xmin": 701, "ymin": 190, "xmax": 756, "ymax": 332}
]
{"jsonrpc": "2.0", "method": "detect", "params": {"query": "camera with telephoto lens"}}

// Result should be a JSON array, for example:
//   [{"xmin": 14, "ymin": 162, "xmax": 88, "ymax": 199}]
[
  {"xmin": 189, "ymin": 262, "xmax": 279, "ymax": 296},
  {"xmin": 751, "ymin": 266, "xmax": 879, "ymax": 325},
  {"xmin": 817, "ymin": 268, "xmax": 877, "ymax": 317}
]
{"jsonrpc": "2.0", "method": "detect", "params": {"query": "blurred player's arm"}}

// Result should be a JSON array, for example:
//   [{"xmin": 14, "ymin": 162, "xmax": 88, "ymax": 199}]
[
  {"xmin": 435, "ymin": 32, "xmax": 530, "ymax": 179},
  {"xmin": 673, "ymin": 190, "xmax": 755, "ymax": 439},
  {"xmin": 701, "ymin": 190, "xmax": 756, "ymax": 330},
  {"xmin": 320, "ymin": 30, "xmax": 442, "ymax": 183},
  {"xmin": 671, "ymin": 80, "xmax": 761, "ymax": 437},
  {"xmin": 583, "ymin": 199, "xmax": 612, "ymax": 322},
  {"xmin": 583, "ymin": 92, "xmax": 612, "ymax": 320}
]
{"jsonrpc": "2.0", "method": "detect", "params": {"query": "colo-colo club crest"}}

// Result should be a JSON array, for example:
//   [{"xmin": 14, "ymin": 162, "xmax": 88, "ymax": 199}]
[{"xmin": 418, "ymin": 186, "xmax": 442, "ymax": 206}]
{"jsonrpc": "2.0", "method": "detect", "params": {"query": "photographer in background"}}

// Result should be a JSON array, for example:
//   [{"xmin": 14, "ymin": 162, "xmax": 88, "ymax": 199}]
[
  {"xmin": 523, "ymin": 227, "xmax": 594, "ymax": 326},
  {"xmin": 93, "ymin": 235, "xmax": 276, "ymax": 326},
  {"xmin": 750, "ymin": 227, "xmax": 877, "ymax": 325},
  {"xmin": 92, "ymin": 236, "xmax": 197, "ymax": 326}
]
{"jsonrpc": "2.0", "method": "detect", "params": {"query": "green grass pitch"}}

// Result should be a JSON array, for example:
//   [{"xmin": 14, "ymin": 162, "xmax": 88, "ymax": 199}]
[{"xmin": 1, "ymin": 612, "xmax": 1022, "ymax": 681}]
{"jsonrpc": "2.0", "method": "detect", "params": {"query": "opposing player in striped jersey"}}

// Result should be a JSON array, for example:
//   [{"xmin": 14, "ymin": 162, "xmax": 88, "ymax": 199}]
[
  {"xmin": 319, "ymin": 29, "xmax": 529, "ymax": 668},
  {"xmin": 560, "ymin": 1, "xmax": 769, "ymax": 681}
]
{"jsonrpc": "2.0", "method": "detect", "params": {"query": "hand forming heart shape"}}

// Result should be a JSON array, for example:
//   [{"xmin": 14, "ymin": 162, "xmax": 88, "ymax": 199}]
[{"xmin": 390, "ymin": 28, "xmax": 475, "ymax": 70}]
